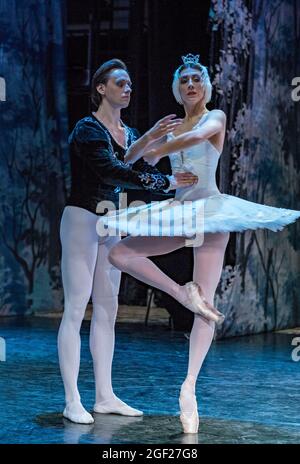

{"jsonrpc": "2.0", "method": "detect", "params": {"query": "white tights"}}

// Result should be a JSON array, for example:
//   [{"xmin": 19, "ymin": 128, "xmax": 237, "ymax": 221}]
[
  {"xmin": 108, "ymin": 232, "xmax": 229, "ymax": 415},
  {"xmin": 58, "ymin": 206, "xmax": 139, "ymax": 423}
]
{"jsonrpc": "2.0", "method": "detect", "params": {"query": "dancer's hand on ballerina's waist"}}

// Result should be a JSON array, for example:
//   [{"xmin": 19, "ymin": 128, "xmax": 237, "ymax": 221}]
[
  {"xmin": 145, "ymin": 114, "xmax": 183, "ymax": 143},
  {"xmin": 165, "ymin": 172, "xmax": 198, "ymax": 191}
]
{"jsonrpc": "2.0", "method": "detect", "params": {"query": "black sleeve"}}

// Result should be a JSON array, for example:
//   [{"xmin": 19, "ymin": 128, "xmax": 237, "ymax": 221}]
[
  {"xmin": 132, "ymin": 157, "xmax": 166, "ymax": 176},
  {"xmin": 77, "ymin": 140, "xmax": 170, "ymax": 192}
]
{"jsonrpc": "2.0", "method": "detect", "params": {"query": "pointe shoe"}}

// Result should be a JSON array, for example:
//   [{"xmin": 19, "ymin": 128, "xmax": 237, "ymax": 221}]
[
  {"xmin": 93, "ymin": 397, "xmax": 143, "ymax": 417},
  {"xmin": 182, "ymin": 282, "xmax": 225, "ymax": 325},
  {"xmin": 179, "ymin": 388, "xmax": 199, "ymax": 434}
]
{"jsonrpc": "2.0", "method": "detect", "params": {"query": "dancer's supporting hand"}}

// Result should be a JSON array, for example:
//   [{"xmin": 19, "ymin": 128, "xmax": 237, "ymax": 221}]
[
  {"xmin": 125, "ymin": 115, "xmax": 183, "ymax": 165},
  {"xmin": 167, "ymin": 172, "xmax": 198, "ymax": 190},
  {"xmin": 145, "ymin": 114, "xmax": 183, "ymax": 142}
]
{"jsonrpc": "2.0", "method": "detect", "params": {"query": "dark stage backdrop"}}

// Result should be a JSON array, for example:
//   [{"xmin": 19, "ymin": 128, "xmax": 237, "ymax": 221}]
[
  {"xmin": 0, "ymin": 0, "xmax": 299, "ymax": 338},
  {"xmin": 0, "ymin": 0, "xmax": 69, "ymax": 315}
]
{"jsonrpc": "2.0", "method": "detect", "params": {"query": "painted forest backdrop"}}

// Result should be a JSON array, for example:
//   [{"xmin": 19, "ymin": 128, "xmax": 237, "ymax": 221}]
[
  {"xmin": 0, "ymin": 0, "xmax": 69, "ymax": 315},
  {"xmin": 210, "ymin": 0, "xmax": 300, "ymax": 336},
  {"xmin": 0, "ymin": 0, "xmax": 299, "ymax": 337}
]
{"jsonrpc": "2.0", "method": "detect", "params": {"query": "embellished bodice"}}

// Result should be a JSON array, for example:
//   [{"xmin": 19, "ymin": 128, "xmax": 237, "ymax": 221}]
[{"xmin": 168, "ymin": 117, "xmax": 221, "ymax": 201}]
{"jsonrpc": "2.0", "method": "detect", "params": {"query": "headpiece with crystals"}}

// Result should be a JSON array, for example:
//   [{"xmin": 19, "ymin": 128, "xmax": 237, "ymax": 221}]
[
  {"xmin": 172, "ymin": 53, "xmax": 212, "ymax": 105},
  {"xmin": 181, "ymin": 53, "xmax": 200, "ymax": 67}
]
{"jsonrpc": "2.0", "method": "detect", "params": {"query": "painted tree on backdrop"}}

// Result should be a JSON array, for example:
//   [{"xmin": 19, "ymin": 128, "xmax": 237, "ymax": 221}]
[
  {"xmin": 0, "ymin": 0, "xmax": 69, "ymax": 314},
  {"xmin": 209, "ymin": 0, "xmax": 300, "ymax": 337}
]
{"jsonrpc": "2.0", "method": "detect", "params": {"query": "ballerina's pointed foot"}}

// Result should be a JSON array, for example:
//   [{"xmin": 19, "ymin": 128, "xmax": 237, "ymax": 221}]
[
  {"xmin": 181, "ymin": 282, "xmax": 225, "ymax": 325},
  {"xmin": 179, "ymin": 380, "xmax": 199, "ymax": 434},
  {"xmin": 93, "ymin": 395, "xmax": 143, "ymax": 416},
  {"xmin": 63, "ymin": 401, "xmax": 94, "ymax": 424}
]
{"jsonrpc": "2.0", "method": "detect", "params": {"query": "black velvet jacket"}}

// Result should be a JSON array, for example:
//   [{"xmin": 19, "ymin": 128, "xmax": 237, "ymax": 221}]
[{"xmin": 66, "ymin": 115, "xmax": 170, "ymax": 214}]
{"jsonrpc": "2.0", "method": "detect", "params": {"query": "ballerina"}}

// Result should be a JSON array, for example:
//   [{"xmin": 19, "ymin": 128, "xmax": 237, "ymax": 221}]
[
  {"xmin": 99, "ymin": 54, "xmax": 300, "ymax": 434},
  {"xmin": 58, "ymin": 58, "xmax": 197, "ymax": 425}
]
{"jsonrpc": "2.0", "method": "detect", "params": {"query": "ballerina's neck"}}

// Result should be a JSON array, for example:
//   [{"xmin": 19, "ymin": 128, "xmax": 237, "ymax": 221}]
[{"xmin": 172, "ymin": 111, "xmax": 209, "ymax": 137}]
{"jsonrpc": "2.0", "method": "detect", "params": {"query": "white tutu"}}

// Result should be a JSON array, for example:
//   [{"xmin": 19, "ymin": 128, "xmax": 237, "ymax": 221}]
[
  {"xmin": 98, "ymin": 192, "xmax": 300, "ymax": 237},
  {"xmin": 98, "ymin": 126, "xmax": 300, "ymax": 237}
]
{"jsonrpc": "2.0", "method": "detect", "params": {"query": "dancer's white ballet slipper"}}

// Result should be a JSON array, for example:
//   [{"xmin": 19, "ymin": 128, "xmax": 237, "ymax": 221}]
[
  {"xmin": 93, "ymin": 396, "xmax": 143, "ymax": 416},
  {"xmin": 179, "ymin": 378, "xmax": 199, "ymax": 434},
  {"xmin": 181, "ymin": 282, "xmax": 225, "ymax": 325},
  {"xmin": 63, "ymin": 401, "xmax": 94, "ymax": 424}
]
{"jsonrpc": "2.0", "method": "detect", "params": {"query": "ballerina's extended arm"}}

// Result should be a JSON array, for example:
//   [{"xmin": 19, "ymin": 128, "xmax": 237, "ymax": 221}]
[
  {"xmin": 124, "ymin": 114, "xmax": 183, "ymax": 164},
  {"xmin": 143, "ymin": 110, "xmax": 226, "ymax": 166}
]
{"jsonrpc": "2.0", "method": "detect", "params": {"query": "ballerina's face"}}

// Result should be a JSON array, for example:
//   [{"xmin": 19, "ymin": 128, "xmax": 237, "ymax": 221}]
[
  {"xmin": 179, "ymin": 67, "xmax": 205, "ymax": 106},
  {"xmin": 97, "ymin": 69, "xmax": 132, "ymax": 109}
]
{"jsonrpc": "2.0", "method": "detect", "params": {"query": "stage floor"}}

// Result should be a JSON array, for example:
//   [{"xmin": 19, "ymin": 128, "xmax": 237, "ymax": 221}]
[{"xmin": 0, "ymin": 316, "xmax": 300, "ymax": 444}]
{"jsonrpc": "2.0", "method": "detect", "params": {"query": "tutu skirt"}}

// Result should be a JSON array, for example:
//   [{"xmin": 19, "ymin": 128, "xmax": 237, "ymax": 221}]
[{"xmin": 97, "ymin": 193, "xmax": 300, "ymax": 237}]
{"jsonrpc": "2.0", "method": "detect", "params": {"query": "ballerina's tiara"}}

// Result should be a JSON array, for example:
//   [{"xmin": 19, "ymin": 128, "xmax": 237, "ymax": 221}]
[{"xmin": 181, "ymin": 53, "xmax": 200, "ymax": 66}]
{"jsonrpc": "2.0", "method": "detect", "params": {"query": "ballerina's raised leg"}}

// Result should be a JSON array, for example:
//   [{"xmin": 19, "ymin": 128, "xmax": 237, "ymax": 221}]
[{"xmin": 108, "ymin": 235, "xmax": 225, "ymax": 323}]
